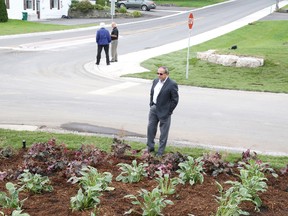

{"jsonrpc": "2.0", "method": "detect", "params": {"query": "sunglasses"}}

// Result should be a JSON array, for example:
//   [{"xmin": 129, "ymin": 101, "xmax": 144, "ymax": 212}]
[{"xmin": 157, "ymin": 73, "xmax": 164, "ymax": 75}]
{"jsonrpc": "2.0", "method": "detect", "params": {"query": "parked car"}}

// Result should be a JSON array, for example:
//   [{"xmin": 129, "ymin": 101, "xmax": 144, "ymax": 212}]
[{"xmin": 116, "ymin": 0, "xmax": 156, "ymax": 11}]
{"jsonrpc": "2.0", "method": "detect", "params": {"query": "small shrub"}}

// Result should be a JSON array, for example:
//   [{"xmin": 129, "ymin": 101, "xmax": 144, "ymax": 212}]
[
  {"xmin": 93, "ymin": 4, "xmax": 104, "ymax": 10},
  {"xmin": 70, "ymin": 187, "xmax": 101, "ymax": 211},
  {"xmin": 116, "ymin": 160, "xmax": 148, "ymax": 183},
  {"xmin": 0, "ymin": 182, "xmax": 27, "ymax": 209},
  {"xmin": 111, "ymin": 138, "xmax": 131, "ymax": 158},
  {"xmin": 68, "ymin": 166, "xmax": 114, "ymax": 192},
  {"xmin": 73, "ymin": 144, "xmax": 107, "ymax": 167},
  {"xmin": 202, "ymin": 152, "xmax": 234, "ymax": 177},
  {"xmin": 215, "ymin": 159, "xmax": 276, "ymax": 215},
  {"xmin": 215, "ymin": 181, "xmax": 252, "ymax": 216},
  {"xmin": 23, "ymin": 139, "xmax": 69, "ymax": 175},
  {"xmin": 176, "ymin": 156, "xmax": 205, "ymax": 186},
  {"xmin": 118, "ymin": 7, "xmax": 127, "ymax": 14},
  {"xmin": 131, "ymin": 10, "xmax": 142, "ymax": 17},
  {"xmin": 96, "ymin": 0, "xmax": 106, "ymax": 6},
  {"xmin": 124, "ymin": 188, "xmax": 173, "ymax": 215},
  {"xmin": 155, "ymin": 171, "xmax": 178, "ymax": 195},
  {"xmin": 70, "ymin": 0, "xmax": 94, "ymax": 13},
  {"xmin": 18, "ymin": 169, "xmax": 53, "ymax": 194}
]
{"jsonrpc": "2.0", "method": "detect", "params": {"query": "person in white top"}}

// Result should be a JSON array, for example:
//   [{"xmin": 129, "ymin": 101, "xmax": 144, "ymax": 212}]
[{"xmin": 146, "ymin": 66, "xmax": 179, "ymax": 156}]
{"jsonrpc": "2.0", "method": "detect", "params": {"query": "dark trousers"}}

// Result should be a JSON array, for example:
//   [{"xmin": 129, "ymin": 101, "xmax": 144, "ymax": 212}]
[
  {"xmin": 96, "ymin": 44, "xmax": 110, "ymax": 65},
  {"xmin": 147, "ymin": 105, "xmax": 171, "ymax": 155}
]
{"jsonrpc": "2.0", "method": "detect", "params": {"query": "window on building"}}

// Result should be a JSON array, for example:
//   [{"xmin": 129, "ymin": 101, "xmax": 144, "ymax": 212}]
[
  {"xmin": 25, "ymin": 0, "xmax": 33, "ymax": 9},
  {"xmin": 50, "ymin": 0, "xmax": 60, "ymax": 9}
]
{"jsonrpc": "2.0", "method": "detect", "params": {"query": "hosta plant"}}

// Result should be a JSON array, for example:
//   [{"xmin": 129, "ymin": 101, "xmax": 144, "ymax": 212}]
[
  {"xmin": 215, "ymin": 181, "xmax": 253, "ymax": 216},
  {"xmin": 0, "ymin": 182, "xmax": 26, "ymax": 209},
  {"xmin": 18, "ymin": 169, "xmax": 53, "ymax": 194},
  {"xmin": 124, "ymin": 188, "xmax": 173, "ymax": 216},
  {"xmin": 116, "ymin": 160, "xmax": 148, "ymax": 183},
  {"xmin": 176, "ymin": 156, "xmax": 205, "ymax": 186},
  {"xmin": 11, "ymin": 210, "xmax": 30, "ymax": 216},
  {"xmin": 70, "ymin": 186, "xmax": 102, "ymax": 211},
  {"xmin": 155, "ymin": 171, "xmax": 179, "ymax": 195},
  {"xmin": 68, "ymin": 166, "xmax": 114, "ymax": 192}
]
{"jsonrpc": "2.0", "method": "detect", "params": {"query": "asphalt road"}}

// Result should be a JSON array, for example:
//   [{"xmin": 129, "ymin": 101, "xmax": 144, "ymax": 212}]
[{"xmin": 0, "ymin": 0, "xmax": 288, "ymax": 156}]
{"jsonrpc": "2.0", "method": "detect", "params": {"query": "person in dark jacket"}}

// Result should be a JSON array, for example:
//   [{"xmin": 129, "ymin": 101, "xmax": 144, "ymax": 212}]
[
  {"xmin": 96, "ymin": 22, "xmax": 111, "ymax": 65},
  {"xmin": 110, "ymin": 22, "xmax": 119, "ymax": 62},
  {"xmin": 147, "ymin": 66, "xmax": 179, "ymax": 156}
]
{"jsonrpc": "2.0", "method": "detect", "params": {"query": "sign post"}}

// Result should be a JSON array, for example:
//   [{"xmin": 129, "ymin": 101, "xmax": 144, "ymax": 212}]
[
  {"xmin": 110, "ymin": 0, "xmax": 115, "ymax": 21},
  {"xmin": 186, "ymin": 12, "xmax": 194, "ymax": 79}
]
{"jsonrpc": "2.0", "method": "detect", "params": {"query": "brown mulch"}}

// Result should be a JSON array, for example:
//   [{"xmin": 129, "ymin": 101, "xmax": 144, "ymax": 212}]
[{"xmin": 0, "ymin": 149, "xmax": 288, "ymax": 216}]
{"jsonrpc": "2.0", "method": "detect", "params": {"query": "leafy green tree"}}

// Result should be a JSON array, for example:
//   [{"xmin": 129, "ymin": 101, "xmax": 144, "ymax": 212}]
[{"xmin": 0, "ymin": 0, "xmax": 8, "ymax": 22}]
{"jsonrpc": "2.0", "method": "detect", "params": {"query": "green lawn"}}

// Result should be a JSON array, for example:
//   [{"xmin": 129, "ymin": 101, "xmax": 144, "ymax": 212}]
[
  {"xmin": 155, "ymin": 0, "xmax": 226, "ymax": 7},
  {"xmin": 0, "ymin": 19, "xmax": 98, "ymax": 36},
  {"xmin": 0, "ymin": 129, "xmax": 287, "ymax": 169},
  {"xmin": 125, "ymin": 21, "xmax": 288, "ymax": 93}
]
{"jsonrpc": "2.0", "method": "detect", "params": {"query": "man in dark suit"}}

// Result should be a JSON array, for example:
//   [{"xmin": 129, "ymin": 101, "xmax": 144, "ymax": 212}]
[{"xmin": 147, "ymin": 66, "xmax": 179, "ymax": 156}]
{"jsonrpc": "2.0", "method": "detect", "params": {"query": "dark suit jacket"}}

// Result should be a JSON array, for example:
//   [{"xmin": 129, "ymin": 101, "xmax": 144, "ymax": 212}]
[{"xmin": 149, "ymin": 77, "xmax": 179, "ymax": 120}]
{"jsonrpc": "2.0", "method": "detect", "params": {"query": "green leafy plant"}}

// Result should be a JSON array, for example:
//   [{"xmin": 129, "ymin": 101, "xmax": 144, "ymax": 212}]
[
  {"xmin": 155, "ymin": 171, "xmax": 178, "ymax": 195},
  {"xmin": 227, "ymin": 160, "xmax": 277, "ymax": 210},
  {"xmin": 176, "ymin": 156, "xmax": 204, "ymax": 186},
  {"xmin": 18, "ymin": 169, "xmax": 53, "ymax": 194},
  {"xmin": 116, "ymin": 160, "xmax": 148, "ymax": 183},
  {"xmin": 68, "ymin": 166, "xmax": 114, "ymax": 192},
  {"xmin": 70, "ymin": 0, "xmax": 94, "ymax": 13},
  {"xmin": 124, "ymin": 188, "xmax": 173, "ymax": 215},
  {"xmin": 215, "ymin": 159, "xmax": 276, "ymax": 215},
  {"xmin": 215, "ymin": 181, "xmax": 253, "ymax": 216},
  {"xmin": 118, "ymin": 7, "xmax": 127, "ymax": 13},
  {"xmin": 131, "ymin": 11, "xmax": 142, "ymax": 17},
  {"xmin": 0, "ymin": 182, "xmax": 26, "ymax": 209},
  {"xmin": 70, "ymin": 186, "xmax": 102, "ymax": 211},
  {"xmin": 11, "ymin": 210, "xmax": 30, "ymax": 216}
]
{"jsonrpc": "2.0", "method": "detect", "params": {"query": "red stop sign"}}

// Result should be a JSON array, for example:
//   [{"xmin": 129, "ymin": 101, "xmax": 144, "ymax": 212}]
[{"xmin": 188, "ymin": 13, "xmax": 194, "ymax": 29}]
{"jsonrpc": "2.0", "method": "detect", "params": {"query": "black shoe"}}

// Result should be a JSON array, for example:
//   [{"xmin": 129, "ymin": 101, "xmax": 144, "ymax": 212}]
[
  {"xmin": 107, "ymin": 63, "xmax": 110, "ymax": 65},
  {"xmin": 95, "ymin": 63, "xmax": 99, "ymax": 65},
  {"xmin": 110, "ymin": 60, "xmax": 115, "ymax": 63},
  {"xmin": 148, "ymin": 148, "xmax": 154, "ymax": 153}
]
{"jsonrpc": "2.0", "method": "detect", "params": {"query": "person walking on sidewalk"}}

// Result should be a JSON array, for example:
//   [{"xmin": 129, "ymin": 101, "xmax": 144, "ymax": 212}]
[
  {"xmin": 96, "ymin": 22, "xmax": 111, "ymax": 65},
  {"xmin": 147, "ymin": 66, "xmax": 179, "ymax": 156},
  {"xmin": 110, "ymin": 22, "xmax": 119, "ymax": 62}
]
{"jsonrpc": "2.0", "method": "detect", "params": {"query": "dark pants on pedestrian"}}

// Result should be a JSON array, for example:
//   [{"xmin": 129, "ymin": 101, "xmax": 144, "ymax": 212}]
[
  {"xmin": 96, "ymin": 44, "xmax": 110, "ymax": 65},
  {"xmin": 147, "ymin": 105, "xmax": 171, "ymax": 155}
]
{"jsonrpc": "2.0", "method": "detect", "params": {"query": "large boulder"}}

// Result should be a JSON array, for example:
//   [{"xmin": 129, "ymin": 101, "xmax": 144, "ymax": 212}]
[{"xmin": 197, "ymin": 50, "xmax": 264, "ymax": 68}]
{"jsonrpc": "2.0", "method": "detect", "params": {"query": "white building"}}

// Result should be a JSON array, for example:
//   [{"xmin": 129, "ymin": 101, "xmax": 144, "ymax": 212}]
[{"xmin": 5, "ymin": 0, "xmax": 72, "ymax": 20}]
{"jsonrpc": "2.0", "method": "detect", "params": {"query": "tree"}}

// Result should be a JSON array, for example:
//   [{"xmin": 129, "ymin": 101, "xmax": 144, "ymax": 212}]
[{"xmin": 0, "ymin": 0, "xmax": 8, "ymax": 22}]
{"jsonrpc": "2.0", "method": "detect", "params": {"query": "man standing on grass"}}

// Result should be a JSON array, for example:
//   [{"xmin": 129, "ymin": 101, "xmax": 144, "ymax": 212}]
[
  {"xmin": 146, "ymin": 66, "xmax": 179, "ymax": 156},
  {"xmin": 96, "ymin": 22, "xmax": 111, "ymax": 66}
]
